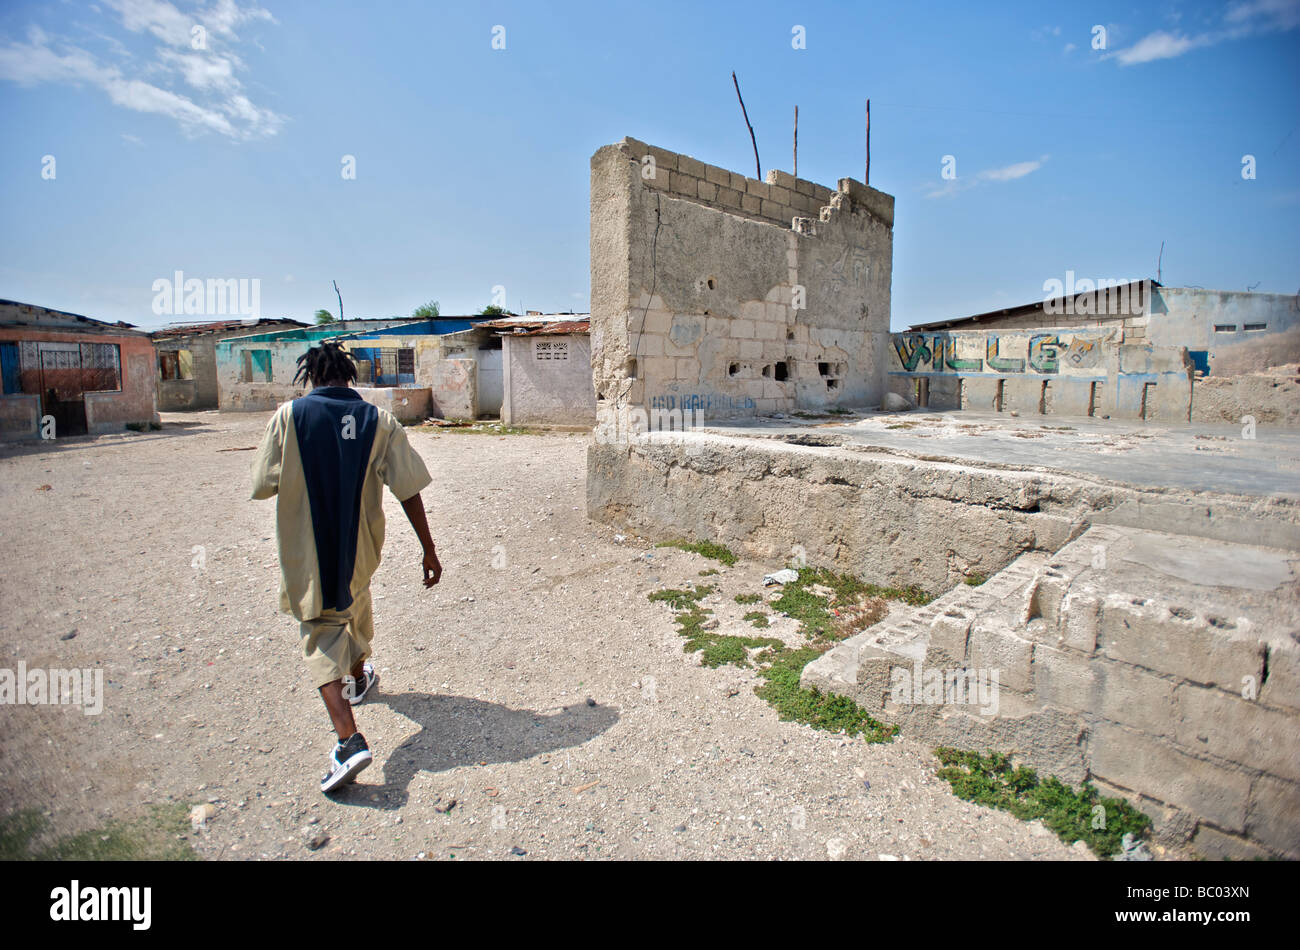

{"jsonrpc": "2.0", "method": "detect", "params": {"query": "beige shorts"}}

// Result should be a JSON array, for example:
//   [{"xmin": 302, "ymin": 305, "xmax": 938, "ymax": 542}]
[{"xmin": 299, "ymin": 588, "xmax": 374, "ymax": 689}]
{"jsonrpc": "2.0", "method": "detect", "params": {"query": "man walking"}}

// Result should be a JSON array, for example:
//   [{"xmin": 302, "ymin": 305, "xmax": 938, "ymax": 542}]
[{"xmin": 251, "ymin": 341, "xmax": 442, "ymax": 793}]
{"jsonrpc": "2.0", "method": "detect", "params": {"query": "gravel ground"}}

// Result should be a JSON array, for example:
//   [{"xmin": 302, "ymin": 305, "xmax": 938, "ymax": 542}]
[{"xmin": 0, "ymin": 410, "xmax": 1091, "ymax": 861}]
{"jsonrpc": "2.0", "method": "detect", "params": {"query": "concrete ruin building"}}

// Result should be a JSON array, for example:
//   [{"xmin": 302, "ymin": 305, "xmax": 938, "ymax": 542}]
[
  {"xmin": 584, "ymin": 137, "xmax": 1300, "ymax": 858},
  {"xmin": 589, "ymin": 137, "xmax": 894, "ymax": 434},
  {"xmin": 0, "ymin": 299, "xmax": 158, "ymax": 439}
]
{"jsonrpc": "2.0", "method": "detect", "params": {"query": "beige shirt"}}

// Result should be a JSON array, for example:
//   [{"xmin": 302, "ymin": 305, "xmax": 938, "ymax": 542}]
[{"xmin": 250, "ymin": 398, "xmax": 432, "ymax": 621}]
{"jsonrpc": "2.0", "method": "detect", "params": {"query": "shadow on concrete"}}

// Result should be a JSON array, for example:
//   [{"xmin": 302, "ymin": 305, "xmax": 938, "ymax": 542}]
[{"xmin": 327, "ymin": 691, "xmax": 619, "ymax": 810}]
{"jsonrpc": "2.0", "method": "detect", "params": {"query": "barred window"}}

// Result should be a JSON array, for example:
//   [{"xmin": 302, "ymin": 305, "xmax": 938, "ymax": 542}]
[
  {"xmin": 535, "ymin": 340, "xmax": 568, "ymax": 360},
  {"xmin": 79, "ymin": 343, "xmax": 121, "ymax": 392}
]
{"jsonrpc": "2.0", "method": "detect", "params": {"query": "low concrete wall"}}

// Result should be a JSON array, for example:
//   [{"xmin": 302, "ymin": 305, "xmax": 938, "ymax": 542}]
[
  {"xmin": 0, "ymin": 394, "xmax": 39, "ymax": 440},
  {"xmin": 353, "ymin": 386, "xmax": 432, "ymax": 424},
  {"xmin": 587, "ymin": 434, "xmax": 1300, "ymax": 593}
]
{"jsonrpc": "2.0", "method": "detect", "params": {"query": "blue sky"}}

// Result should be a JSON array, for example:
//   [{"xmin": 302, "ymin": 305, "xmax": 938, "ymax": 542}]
[{"xmin": 1, "ymin": 0, "xmax": 1297, "ymax": 331}]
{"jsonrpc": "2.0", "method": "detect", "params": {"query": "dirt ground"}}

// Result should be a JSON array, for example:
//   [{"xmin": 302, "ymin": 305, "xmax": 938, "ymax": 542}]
[{"xmin": 0, "ymin": 410, "xmax": 1089, "ymax": 860}]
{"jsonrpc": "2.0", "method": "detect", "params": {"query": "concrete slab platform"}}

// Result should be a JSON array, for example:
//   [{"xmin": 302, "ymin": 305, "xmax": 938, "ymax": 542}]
[{"xmin": 697, "ymin": 411, "xmax": 1300, "ymax": 500}]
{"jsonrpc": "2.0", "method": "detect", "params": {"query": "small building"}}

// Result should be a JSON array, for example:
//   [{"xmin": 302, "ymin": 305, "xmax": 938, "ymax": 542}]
[
  {"xmin": 0, "ymin": 299, "xmax": 157, "ymax": 440},
  {"xmin": 889, "ymin": 283, "xmax": 1300, "ymax": 422},
  {"xmin": 153, "ymin": 318, "xmax": 308, "ymax": 411},
  {"xmin": 476, "ymin": 316, "xmax": 596, "ymax": 427}
]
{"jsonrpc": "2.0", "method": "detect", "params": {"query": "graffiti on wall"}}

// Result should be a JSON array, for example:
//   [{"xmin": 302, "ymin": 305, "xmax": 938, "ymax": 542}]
[
  {"xmin": 649, "ymin": 391, "xmax": 755, "ymax": 412},
  {"xmin": 891, "ymin": 330, "xmax": 1114, "ymax": 376}
]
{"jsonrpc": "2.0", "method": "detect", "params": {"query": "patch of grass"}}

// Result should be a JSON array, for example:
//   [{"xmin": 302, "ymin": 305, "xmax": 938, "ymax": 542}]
[
  {"xmin": 673, "ymin": 604, "xmax": 781, "ymax": 668},
  {"xmin": 754, "ymin": 647, "xmax": 897, "ymax": 742},
  {"xmin": 769, "ymin": 567, "xmax": 928, "ymax": 642},
  {"xmin": 690, "ymin": 631, "xmax": 784, "ymax": 668},
  {"xmin": 933, "ymin": 748, "xmax": 1152, "ymax": 858},
  {"xmin": 885, "ymin": 422, "xmax": 915, "ymax": 430},
  {"xmin": 654, "ymin": 539, "xmax": 738, "ymax": 566},
  {"xmin": 647, "ymin": 585, "xmax": 713, "ymax": 611},
  {"xmin": 0, "ymin": 804, "xmax": 198, "ymax": 861},
  {"xmin": 646, "ymin": 570, "xmax": 900, "ymax": 738},
  {"xmin": 963, "ymin": 572, "xmax": 987, "ymax": 586},
  {"xmin": 699, "ymin": 568, "xmax": 719, "ymax": 577},
  {"xmin": 649, "ymin": 584, "xmax": 780, "ymax": 668},
  {"xmin": 438, "ymin": 422, "xmax": 540, "ymax": 436},
  {"xmin": 0, "ymin": 809, "xmax": 49, "ymax": 861}
]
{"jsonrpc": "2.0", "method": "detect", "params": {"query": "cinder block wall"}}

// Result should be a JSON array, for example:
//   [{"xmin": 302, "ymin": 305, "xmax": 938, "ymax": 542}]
[{"xmin": 590, "ymin": 137, "xmax": 894, "ymax": 426}]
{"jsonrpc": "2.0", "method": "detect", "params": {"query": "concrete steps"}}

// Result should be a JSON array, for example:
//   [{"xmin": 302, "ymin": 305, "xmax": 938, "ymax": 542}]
[{"xmin": 799, "ymin": 524, "xmax": 1300, "ymax": 858}]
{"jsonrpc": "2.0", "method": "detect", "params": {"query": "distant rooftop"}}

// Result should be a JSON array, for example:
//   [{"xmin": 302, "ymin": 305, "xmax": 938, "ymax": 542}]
[
  {"xmin": 907, "ymin": 279, "xmax": 1159, "ymax": 332},
  {"xmin": 0, "ymin": 298, "xmax": 144, "ymax": 334},
  {"xmin": 474, "ymin": 314, "xmax": 590, "ymax": 335},
  {"xmin": 152, "ymin": 317, "xmax": 309, "ymax": 338}
]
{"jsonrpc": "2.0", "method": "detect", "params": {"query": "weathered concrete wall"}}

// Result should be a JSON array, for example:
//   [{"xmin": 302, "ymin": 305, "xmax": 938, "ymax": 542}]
[
  {"xmin": 590, "ymin": 138, "xmax": 893, "ymax": 427},
  {"xmin": 588, "ymin": 433, "xmax": 1300, "ymax": 593},
  {"xmin": 431, "ymin": 358, "xmax": 477, "ymax": 420},
  {"xmin": 802, "ymin": 525, "xmax": 1300, "ymax": 859},
  {"xmin": 215, "ymin": 339, "xmax": 307, "ymax": 410},
  {"xmin": 503, "ymin": 333, "xmax": 596, "ymax": 426}
]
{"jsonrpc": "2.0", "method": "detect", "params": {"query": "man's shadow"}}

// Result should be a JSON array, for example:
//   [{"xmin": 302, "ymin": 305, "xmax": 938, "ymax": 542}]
[{"xmin": 328, "ymin": 691, "xmax": 619, "ymax": 809}]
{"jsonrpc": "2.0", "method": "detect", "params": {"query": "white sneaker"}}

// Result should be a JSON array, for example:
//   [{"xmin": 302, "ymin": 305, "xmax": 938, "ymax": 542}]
[
  {"xmin": 342, "ymin": 663, "xmax": 379, "ymax": 706},
  {"xmin": 321, "ymin": 732, "xmax": 372, "ymax": 794}
]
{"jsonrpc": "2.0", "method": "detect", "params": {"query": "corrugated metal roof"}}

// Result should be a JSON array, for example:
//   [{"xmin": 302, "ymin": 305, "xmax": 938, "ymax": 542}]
[
  {"xmin": 0, "ymin": 298, "xmax": 143, "ymax": 333},
  {"xmin": 152, "ymin": 318, "xmax": 309, "ymax": 338},
  {"xmin": 473, "ymin": 314, "xmax": 590, "ymax": 335},
  {"xmin": 517, "ymin": 321, "xmax": 590, "ymax": 336}
]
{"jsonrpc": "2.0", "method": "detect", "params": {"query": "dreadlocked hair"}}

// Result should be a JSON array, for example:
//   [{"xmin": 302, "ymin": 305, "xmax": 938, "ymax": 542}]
[{"xmin": 294, "ymin": 340, "xmax": 358, "ymax": 387}]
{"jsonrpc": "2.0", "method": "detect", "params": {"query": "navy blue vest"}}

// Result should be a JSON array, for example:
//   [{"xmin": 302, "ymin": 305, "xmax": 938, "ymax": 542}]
[{"xmin": 290, "ymin": 387, "xmax": 379, "ymax": 611}]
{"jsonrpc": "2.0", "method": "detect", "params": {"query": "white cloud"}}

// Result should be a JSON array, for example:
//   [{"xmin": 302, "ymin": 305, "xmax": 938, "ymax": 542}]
[
  {"xmin": 0, "ymin": 0, "xmax": 281, "ymax": 140},
  {"xmin": 1113, "ymin": 30, "xmax": 1210, "ymax": 65},
  {"xmin": 1110, "ymin": 0, "xmax": 1299, "ymax": 65},
  {"xmin": 925, "ymin": 156, "xmax": 1049, "ymax": 199},
  {"xmin": 979, "ymin": 158, "xmax": 1046, "ymax": 182}
]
